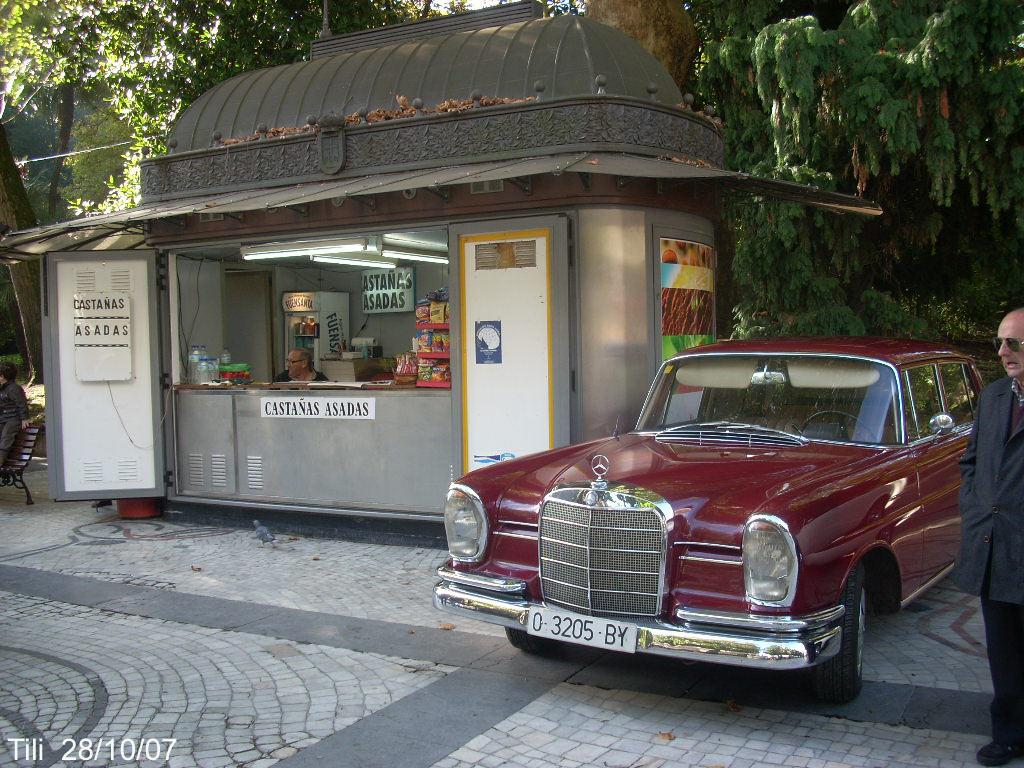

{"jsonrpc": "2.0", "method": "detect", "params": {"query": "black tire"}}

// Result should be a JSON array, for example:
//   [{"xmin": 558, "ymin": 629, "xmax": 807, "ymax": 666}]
[
  {"xmin": 505, "ymin": 627, "xmax": 562, "ymax": 655},
  {"xmin": 812, "ymin": 563, "xmax": 865, "ymax": 703}
]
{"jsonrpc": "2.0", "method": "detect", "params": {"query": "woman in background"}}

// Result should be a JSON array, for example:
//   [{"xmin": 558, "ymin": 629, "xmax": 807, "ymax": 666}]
[{"xmin": 0, "ymin": 361, "xmax": 29, "ymax": 464}]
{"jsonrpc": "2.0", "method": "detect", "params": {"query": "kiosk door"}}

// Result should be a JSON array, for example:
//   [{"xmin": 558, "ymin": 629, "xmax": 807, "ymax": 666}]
[
  {"xmin": 455, "ymin": 217, "xmax": 571, "ymax": 474},
  {"xmin": 45, "ymin": 251, "xmax": 165, "ymax": 499}
]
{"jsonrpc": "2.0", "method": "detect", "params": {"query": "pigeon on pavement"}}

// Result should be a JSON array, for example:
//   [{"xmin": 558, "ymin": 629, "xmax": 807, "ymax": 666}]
[{"xmin": 252, "ymin": 519, "xmax": 276, "ymax": 547}]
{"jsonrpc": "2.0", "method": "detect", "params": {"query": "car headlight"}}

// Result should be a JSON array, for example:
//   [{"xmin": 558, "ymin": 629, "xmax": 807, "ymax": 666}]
[
  {"xmin": 444, "ymin": 484, "xmax": 488, "ymax": 562},
  {"xmin": 742, "ymin": 515, "xmax": 798, "ymax": 605}
]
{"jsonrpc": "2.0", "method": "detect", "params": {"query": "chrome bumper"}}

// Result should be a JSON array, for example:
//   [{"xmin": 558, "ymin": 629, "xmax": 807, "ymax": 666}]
[{"xmin": 434, "ymin": 565, "xmax": 844, "ymax": 670}]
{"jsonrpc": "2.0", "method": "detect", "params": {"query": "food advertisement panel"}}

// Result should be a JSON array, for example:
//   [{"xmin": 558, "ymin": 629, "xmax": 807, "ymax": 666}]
[{"xmin": 660, "ymin": 238, "xmax": 714, "ymax": 359}]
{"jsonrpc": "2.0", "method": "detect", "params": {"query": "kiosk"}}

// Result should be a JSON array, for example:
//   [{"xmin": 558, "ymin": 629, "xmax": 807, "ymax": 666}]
[{"xmin": 0, "ymin": 2, "xmax": 879, "ymax": 523}]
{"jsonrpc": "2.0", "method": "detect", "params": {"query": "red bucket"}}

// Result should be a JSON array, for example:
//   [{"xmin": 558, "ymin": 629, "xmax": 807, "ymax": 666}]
[{"xmin": 116, "ymin": 498, "xmax": 161, "ymax": 519}]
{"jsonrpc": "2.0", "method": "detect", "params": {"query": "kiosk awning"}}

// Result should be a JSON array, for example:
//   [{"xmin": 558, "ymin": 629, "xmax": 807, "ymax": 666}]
[{"xmin": 0, "ymin": 152, "xmax": 880, "ymax": 262}]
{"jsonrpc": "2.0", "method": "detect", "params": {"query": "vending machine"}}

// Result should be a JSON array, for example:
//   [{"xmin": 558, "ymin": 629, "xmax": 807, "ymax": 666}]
[{"xmin": 281, "ymin": 292, "xmax": 350, "ymax": 364}]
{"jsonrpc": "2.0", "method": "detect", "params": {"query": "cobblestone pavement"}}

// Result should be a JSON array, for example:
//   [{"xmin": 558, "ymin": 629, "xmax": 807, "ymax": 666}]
[{"xmin": 0, "ymin": 465, "xmax": 996, "ymax": 768}]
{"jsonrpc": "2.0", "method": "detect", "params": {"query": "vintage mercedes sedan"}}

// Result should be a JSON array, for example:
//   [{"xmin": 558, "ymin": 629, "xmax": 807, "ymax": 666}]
[{"xmin": 434, "ymin": 338, "xmax": 982, "ymax": 702}]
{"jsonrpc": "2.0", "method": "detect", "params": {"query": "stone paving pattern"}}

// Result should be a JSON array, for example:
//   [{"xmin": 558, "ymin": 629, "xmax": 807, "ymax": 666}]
[{"xmin": 0, "ymin": 466, "xmax": 997, "ymax": 767}]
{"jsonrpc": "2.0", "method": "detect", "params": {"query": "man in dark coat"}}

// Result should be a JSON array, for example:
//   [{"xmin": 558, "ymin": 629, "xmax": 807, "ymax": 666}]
[{"xmin": 955, "ymin": 307, "xmax": 1024, "ymax": 766}]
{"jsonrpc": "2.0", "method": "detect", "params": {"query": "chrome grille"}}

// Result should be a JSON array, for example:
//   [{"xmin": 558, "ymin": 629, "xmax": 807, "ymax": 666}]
[{"xmin": 539, "ymin": 496, "xmax": 667, "ymax": 618}]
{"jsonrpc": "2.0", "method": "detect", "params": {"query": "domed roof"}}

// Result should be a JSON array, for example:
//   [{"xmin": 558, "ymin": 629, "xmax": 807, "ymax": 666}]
[{"xmin": 170, "ymin": 15, "xmax": 683, "ymax": 153}]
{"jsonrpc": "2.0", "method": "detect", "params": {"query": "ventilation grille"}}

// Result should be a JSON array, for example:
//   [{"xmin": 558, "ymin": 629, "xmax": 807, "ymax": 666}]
[
  {"xmin": 116, "ymin": 459, "xmax": 140, "ymax": 482},
  {"xmin": 656, "ymin": 429, "xmax": 804, "ymax": 448},
  {"xmin": 80, "ymin": 461, "xmax": 104, "ymax": 483},
  {"xmin": 475, "ymin": 240, "xmax": 537, "ymax": 270},
  {"xmin": 188, "ymin": 453, "xmax": 204, "ymax": 487},
  {"xmin": 246, "ymin": 456, "xmax": 264, "ymax": 490},
  {"xmin": 539, "ymin": 499, "xmax": 666, "ymax": 618},
  {"xmin": 470, "ymin": 180, "xmax": 504, "ymax": 195},
  {"xmin": 210, "ymin": 454, "xmax": 228, "ymax": 488},
  {"xmin": 109, "ymin": 269, "xmax": 132, "ymax": 292},
  {"xmin": 75, "ymin": 269, "xmax": 98, "ymax": 292},
  {"xmin": 199, "ymin": 212, "xmax": 225, "ymax": 222}
]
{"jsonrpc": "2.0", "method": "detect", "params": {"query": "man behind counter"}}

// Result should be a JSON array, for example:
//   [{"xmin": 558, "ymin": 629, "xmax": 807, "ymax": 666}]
[{"xmin": 273, "ymin": 348, "xmax": 328, "ymax": 382}]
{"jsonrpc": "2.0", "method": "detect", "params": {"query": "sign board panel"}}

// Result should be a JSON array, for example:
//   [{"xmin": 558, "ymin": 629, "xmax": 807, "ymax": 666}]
[
  {"xmin": 361, "ymin": 267, "xmax": 414, "ymax": 314},
  {"xmin": 260, "ymin": 397, "xmax": 375, "ymax": 419},
  {"xmin": 73, "ymin": 292, "xmax": 132, "ymax": 381}
]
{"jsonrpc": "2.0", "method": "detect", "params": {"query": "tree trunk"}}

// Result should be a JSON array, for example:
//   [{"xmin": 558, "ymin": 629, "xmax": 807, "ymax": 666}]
[
  {"xmin": 587, "ymin": 0, "xmax": 699, "ymax": 91},
  {"xmin": 0, "ymin": 121, "xmax": 44, "ymax": 385},
  {"xmin": 48, "ymin": 82, "xmax": 75, "ymax": 219}
]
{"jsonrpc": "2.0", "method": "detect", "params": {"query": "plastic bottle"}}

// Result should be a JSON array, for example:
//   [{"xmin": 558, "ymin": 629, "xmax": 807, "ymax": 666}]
[
  {"xmin": 188, "ymin": 345, "xmax": 201, "ymax": 383},
  {"xmin": 221, "ymin": 347, "xmax": 231, "ymax": 365}
]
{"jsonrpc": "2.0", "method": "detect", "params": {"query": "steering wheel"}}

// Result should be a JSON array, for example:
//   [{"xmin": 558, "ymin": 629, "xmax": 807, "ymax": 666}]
[{"xmin": 799, "ymin": 409, "xmax": 865, "ymax": 438}]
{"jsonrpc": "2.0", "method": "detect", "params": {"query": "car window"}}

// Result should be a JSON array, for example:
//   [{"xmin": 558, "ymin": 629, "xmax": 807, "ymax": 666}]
[
  {"xmin": 637, "ymin": 355, "xmax": 900, "ymax": 444},
  {"xmin": 903, "ymin": 364, "xmax": 942, "ymax": 440},
  {"xmin": 938, "ymin": 362, "xmax": 976, "ymax": 427}
]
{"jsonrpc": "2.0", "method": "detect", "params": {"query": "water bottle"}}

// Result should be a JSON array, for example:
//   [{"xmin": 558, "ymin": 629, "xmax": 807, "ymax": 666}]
[
  {"xmin": 221, "ymin": 347, "xmax": 231, "ymax": 365},
  {"xmin": 188, "ymin": 345, "xmax": 200, "ymax": 383}
]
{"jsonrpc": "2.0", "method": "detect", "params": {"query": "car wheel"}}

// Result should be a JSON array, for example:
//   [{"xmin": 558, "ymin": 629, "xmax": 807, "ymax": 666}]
[
  {"xmin": 812, "ymin": 562, "xmax": 865, "ymax": 703},
  {"xmin": 505, "ymin": 627, "xmax": 562, "ymax": 655}
]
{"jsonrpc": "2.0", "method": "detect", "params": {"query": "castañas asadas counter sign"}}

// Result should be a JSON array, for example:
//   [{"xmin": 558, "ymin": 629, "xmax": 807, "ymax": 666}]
[{"xmin": 260, "ymin": 397, "xmax": 375, "ymax": 419}]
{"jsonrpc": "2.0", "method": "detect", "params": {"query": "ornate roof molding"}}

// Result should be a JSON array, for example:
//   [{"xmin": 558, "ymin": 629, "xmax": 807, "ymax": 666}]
[{"xmin": 141, "ymin": 97, "xmax": 723, "ymax": 202}]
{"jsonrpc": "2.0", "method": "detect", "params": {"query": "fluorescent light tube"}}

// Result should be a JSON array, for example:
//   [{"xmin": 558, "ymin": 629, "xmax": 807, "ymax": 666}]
[
  {"xmin": 241, "ymin": 235, "xmax": 380, "ymax": 259},
  {"xmin": 311, "ymin": 255, "xmax": 396, "ymax": 269},
  {"xmin": 381, "ymin": 249, "xmax": 448, "ymax": 264}
]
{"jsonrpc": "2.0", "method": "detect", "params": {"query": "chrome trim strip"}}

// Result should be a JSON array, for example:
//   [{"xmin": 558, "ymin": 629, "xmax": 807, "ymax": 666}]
[
  {"xmin": 900, "ymin": 562, "xmax": 954, "ymax": 609},
  {"xmin": 435, "ymin": 564, "xmax": 527, "ymax": 594},
  {"xmin": 498, "ymin": 520, "xmax": 538, "ymax": 530},
  {"xmin": 679, "ymin": 555, "xmax": 741, "ymax": 565},
  {"xmin": 674, "ymin": 604, "xmax": 846, "ymax": 633},
  {"xmin": 433, "ymin": 578, "xmax": 843, "ymax": 670},
  {"xmin": 673, "ymin": 541, "xmax": 741, "ymax": 551},
  {"xmin": 494, "ymin": 530, "xmax": 538, "ymax": 541}
]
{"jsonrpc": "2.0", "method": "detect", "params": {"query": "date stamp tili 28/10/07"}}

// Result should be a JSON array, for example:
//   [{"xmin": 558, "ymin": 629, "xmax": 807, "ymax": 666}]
[{"xmin": 5, "ymin": 737, "xmax": 177, "ymax": 763}]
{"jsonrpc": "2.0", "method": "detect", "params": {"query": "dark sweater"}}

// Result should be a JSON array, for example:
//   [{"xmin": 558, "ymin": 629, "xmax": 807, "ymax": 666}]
[{"xmin": 0, "ymin": 380, "xmax": 28, "ymax": 422}]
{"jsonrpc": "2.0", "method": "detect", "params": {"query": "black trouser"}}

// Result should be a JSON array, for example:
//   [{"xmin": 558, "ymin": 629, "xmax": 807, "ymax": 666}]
[
  {"xmin": 982, "ymin": 591, "xmax": 1024, "ymax": 745},
  {"xmin": 0, "ymin": 417, "xmax": 20, "ymax": 465}
]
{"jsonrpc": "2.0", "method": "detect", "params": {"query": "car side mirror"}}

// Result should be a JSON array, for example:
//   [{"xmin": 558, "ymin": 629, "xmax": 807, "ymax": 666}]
[{"xmin": 929, "ymin": 412, "xmax": 955, "ymax": 436}]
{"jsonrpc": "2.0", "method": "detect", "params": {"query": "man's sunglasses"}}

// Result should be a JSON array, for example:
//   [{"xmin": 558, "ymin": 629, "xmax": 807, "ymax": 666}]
[{"xmin": 993, "ymin": 337, "xmax": 1024, "ymax": 352}]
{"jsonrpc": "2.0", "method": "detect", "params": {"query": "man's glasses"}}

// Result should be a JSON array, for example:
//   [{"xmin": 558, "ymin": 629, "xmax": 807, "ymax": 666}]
[
  {"xmin": 993, "ymin": 337, "xmax": 1024, "ymax": 352},
  {"xmin": 286, "ymin": 358, "xmax": 304, "ymax": 364}
]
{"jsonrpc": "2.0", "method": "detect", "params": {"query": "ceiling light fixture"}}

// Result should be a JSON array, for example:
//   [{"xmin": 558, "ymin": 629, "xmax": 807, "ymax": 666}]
[
  {"xmin": 241, "ymin": 235, "xmax": 380, "ymax": 260},
  {"xmin": 381, "ymin": 248, "xmax": 449, "ymax": 264},
  {"xmin": 310, "ymin": 255, "xmax": 396, "ymax": 269}
]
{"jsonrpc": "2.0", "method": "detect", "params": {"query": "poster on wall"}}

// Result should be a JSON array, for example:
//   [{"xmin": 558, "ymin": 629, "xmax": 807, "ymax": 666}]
[
  {"xmin": 660, "ymin": 238, "xmax": 714, "ymax": 359},
  {"xmin": 475, "ymin": 321, "xmax": 502, "ymax": 364}
]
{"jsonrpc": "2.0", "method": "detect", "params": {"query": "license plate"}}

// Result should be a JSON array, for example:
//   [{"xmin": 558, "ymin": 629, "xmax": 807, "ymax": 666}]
[{"xmin": 527, "ymin": 607, "xmax": 637, "ymax": 653}]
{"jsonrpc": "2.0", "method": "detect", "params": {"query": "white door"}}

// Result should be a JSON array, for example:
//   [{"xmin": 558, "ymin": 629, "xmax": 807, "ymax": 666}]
[
  {"xmin": 45, "ymin": 251, "xmax": 164, "ymax": 499},
  {"xmin": 454, "ymin": 218, "xmax": 571, "ymax": 474}
]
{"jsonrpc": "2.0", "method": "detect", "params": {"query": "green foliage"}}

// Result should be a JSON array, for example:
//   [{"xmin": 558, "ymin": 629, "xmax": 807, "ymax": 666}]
[
  {"xmin": 63, "ymin": 102, "xmax": 133, "ymax": 208},
  {"xmin": 698, "ymin": 0, "xmax": 1024, "ymax": 340}
]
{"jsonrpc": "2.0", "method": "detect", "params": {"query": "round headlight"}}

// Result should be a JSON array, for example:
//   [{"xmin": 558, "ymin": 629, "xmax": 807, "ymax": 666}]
[
  {"xmin": 742, "ymin": 516, "xmax": 798, "ymax": 605},
  {"xmin": 444, "ymin": 485, "xmax": 487, "ymax": 562}
]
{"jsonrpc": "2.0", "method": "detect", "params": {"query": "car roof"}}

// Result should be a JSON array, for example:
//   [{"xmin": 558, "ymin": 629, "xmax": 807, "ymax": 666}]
[{"xmin": 672, "ymin": 337, "xmax": 974, "ymax": 368}]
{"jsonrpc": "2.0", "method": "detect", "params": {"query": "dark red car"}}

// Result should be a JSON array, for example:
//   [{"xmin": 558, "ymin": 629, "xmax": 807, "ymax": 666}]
[{"xmin": 434, "ymin": 338, "xmax": 982, "ymax": 701}]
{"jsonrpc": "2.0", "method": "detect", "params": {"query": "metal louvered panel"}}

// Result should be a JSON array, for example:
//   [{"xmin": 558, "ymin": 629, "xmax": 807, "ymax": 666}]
[
  {"xmin": 656, "ymin": 429, "xmax": 803, "ymax": 448},
  {"xmin": 539, "ymin": 494, "xmax": 667, "ymax": 618}
]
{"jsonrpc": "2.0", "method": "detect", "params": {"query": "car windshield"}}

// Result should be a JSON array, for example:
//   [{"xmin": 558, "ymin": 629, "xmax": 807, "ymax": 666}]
[{"xmin": 636, "ymin": 355, "xmax": 901, "ymax": 444}]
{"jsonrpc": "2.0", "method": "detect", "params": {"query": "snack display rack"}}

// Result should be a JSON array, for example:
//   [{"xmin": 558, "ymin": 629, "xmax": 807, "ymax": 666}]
[{"xmin": 416, "ymin": 321, "xmax": 451, "ymax": 388}]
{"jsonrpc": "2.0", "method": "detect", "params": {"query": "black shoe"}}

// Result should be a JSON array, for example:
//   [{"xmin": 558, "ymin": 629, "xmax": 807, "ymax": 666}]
[{"xmin": 977, "ymin": 742, "xmax": 1024, "ymax": 766}]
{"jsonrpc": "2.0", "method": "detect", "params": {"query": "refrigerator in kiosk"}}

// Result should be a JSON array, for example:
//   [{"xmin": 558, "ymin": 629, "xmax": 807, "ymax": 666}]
[{"xmin": 281, "ymin": 292, "xmax": 350, "ymax": 364}]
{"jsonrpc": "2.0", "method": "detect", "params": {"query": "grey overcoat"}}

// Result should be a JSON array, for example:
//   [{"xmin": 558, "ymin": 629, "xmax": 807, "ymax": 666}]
[{"xmin": 953, "ymin": 376, "xmax": 1024, "ymax": 605}]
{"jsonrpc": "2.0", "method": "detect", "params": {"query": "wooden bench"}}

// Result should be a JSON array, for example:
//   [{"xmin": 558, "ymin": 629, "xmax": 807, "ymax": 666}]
[{"xmin": 0, "ymin": 426, "xmax": 41, "ymax": 505}]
